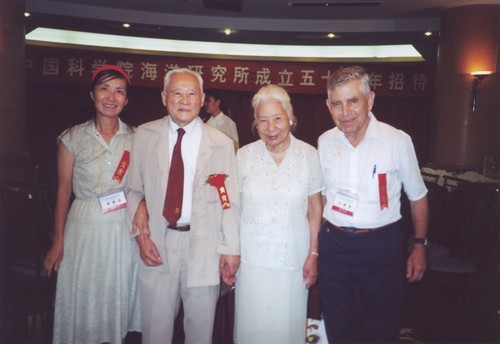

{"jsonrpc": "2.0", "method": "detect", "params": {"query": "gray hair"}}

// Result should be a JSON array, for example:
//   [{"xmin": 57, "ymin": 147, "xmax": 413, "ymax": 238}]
[
  {"xmin": 326, "ymin": 65, "xmax": 371, "ymax": 98},
  {"xmin": 163, "ymin": 68, "xmax": 204, "ymax": 90},
  {"xmin": 251, "ymin": 84, "xmax": 297, "ymax": 132}
]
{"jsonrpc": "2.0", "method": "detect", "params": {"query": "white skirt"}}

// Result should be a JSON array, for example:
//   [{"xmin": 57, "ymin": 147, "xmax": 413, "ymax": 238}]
[{"xmin": 234, "ymin": 262, "xmax": 308, "ymax": 344}]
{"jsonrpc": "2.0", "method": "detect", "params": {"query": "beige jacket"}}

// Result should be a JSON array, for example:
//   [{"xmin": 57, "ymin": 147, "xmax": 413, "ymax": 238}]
[{"xmin": 126, "ymin": 116, "xmax": 240, "ymax": 287}]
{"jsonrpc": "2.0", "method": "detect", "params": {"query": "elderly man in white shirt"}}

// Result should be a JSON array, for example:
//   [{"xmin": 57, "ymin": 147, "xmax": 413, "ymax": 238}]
[{"xmin": 318, "ymin": 65, "xmax": 429, "ymax": 343}]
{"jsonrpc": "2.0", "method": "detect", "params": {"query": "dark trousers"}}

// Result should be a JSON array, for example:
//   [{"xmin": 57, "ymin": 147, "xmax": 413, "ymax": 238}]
[{"xmin": 318, "ymin": 222, "xmax": 404, "ymax": 343}]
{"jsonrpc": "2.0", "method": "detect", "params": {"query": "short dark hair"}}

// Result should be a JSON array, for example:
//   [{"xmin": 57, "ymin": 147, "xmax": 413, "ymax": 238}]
[{"xmin": 204, "ymin": 88, "xmax": 224, "ymax": 103}]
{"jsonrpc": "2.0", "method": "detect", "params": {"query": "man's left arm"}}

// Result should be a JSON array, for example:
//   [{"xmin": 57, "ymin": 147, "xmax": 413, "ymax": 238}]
[
  {"xmin": 406, "ymin": 195, "xmax": 429, "ymax": 282},
  {"xmin": 217, "ymin": 139, "xmax": 241, "ymax": 285}
]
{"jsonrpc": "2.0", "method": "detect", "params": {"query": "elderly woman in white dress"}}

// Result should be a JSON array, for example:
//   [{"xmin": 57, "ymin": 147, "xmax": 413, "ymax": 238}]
[{"xmin": 234, "ymin": 84, "xmax": 323, "ymax": 343}]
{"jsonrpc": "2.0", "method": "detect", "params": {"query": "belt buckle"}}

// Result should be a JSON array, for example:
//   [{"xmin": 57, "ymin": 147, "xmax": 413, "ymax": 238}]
[{"xmin": 168, "ymin": 224, "xmax": 190, "ymax": 231}]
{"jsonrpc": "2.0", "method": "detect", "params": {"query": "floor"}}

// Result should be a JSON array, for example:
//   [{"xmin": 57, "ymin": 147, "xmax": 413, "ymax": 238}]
[{"xmin": 0, "ymin": 268, "xmax": 498, "ymax": 344}]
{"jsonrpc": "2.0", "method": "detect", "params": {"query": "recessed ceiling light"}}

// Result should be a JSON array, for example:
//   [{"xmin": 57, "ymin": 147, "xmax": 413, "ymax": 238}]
[
  {"xmin": 24, "ymin": 12, "xmax": 31, "ymax": 17},
  {"xmin": 223, "ymin": 28, "xmax": 232, "ymax": 35},
  {"xmin": 123, "ymin": 23, "xmax": 131, "ymax": 28},
  {"xmin": 25, "ymin": 28, "xmax": 424, "ymax": 62},
  {"xmin": 424, "ymin": 31, "xmax": 432, "ymax": 36},
  {"xmin": 327, "ymin": 33, "xmax": 336, "ymax": 38}
]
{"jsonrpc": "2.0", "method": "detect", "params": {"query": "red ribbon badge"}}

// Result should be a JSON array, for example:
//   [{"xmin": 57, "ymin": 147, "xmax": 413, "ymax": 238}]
[
  {"xmin": 378, "ymin": 173, "xmax": 388, "ymax": 210},
  {"xmin": 207, "ymin": 174, "xmax": 231, "ymax": 210},
  {"xmin": 112, "ymin": 150, "xmax": 130, "ymax": 183}
]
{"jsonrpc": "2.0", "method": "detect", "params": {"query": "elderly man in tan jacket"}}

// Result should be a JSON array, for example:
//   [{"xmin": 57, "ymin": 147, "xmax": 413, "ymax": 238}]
[{"xmin": 127, "ymin": 68, "xmax": 240, "ymax": 344}]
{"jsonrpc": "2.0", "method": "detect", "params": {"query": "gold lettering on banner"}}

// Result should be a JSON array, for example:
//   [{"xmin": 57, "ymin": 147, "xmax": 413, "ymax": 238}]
[
  {"xmin": 67, "ymin": 58, "xmax": 85, "ymax": 77},
  {"xmin": 187, "ymin": 65, "xmax": 204, "ymax": 75},
  {"xmin": 321, "ymin": 70, "xmax": 333, "ymax": 82},
  {"xmin": 211, "ymin": 65, "xmax": 227, "ymax": 83},
  {"xmin": 369, "ymin": 73, "xmax": 383, "ymax": 90},
  {"xmin": 164, "ymin": 64, "xmax": 181, "ymax": 73},
  {"xmin": 234, "ymin": 67, "xmax": 250, "ymax": 84},
  {"xmin": 141, "ymin": 62, "xmax": 159, "ymax": 81},
  {"xmin": 256, "ymin": 68, "xmax": 271, "ymax": 85},
  {"xmin": 300, "ymin": 69, "xmax": 315, "ymax": 86},
  {"xmin": 27, "ymin": 46, "xmax": 433, "ymax": 95},
  {"xmin": 412, "ymin": 73, "xmax": 428, "ymax": 91},
  {"xmin": 278, "ymin": 69, "xmax": 293, "ymax": 87},
  {"xmin": 118, "ymin": 61, "xmax": 134, "ymax": 81},
  {"xmin": 388, "ymin": 72, "xmax": 404, "ymax": 91},
  {"xmin": 92, "ymin": 60, "xmax": 108, "ymax": 73},
  {"xmin": 43, "ymin": 57, "xmax": 59, "ymax": 76}
]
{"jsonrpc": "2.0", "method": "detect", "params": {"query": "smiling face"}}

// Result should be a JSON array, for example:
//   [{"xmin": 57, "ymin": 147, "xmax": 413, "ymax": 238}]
[
  {"xmin": 162, "ymin": 72, "xmax": 204, "ymax": 127},
  {"xmin": 90, "ymin": 77, "xmax": 128, "ymax": 120},
  {"xmin": 256, "ymin": 99, "xmax": 291, "ymax": 152},
  {"xmin": 326, "ymin": 78, "xmax": 375, "ymax": 146}
]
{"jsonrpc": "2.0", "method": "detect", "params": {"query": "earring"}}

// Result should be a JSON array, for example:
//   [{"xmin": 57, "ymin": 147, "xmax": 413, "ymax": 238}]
[{"xmin": 289, "ymin": 120, "xmax": 293, "ymax": 125}]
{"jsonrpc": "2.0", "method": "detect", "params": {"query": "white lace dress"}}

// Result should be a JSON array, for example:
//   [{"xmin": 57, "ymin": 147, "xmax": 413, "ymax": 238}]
[
  {"xmin": 234, "ymin": 135, "xmax": 323, "ymax": 344},
  {"xmin": 52, "ymin": 120, "xmax": 140, "ymax": 344}
]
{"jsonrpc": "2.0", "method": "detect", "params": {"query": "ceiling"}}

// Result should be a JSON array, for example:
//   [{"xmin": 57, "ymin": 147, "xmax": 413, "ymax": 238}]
[{"xmin": 24, "ymin": 0, "xmax": 500, "ymax": 64}]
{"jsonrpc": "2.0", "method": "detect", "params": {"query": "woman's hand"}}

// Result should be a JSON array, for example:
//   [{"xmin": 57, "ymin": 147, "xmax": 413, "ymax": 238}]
[
  {"xmin": 219, "ymin": 255, "xmax": 240, "ymax": 285},
  {"xmin": 44, "ymin": 239, "xmax": 64, "ymax": 277},
  {"xmin": 303, "ymin": 254, "xmax": 318, "ymax": 289}
]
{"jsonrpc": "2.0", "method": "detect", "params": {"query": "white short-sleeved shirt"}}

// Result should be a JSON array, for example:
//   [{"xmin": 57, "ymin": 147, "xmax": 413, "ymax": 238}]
[
  {"xmin": 318, "ymin": 112, "xmax": 427, "ymax": 229},
  {"xmin": 206, "ymin": 111, "xmax": 239, "ymax": 150},
  {"xmin": 59, "ymin": 119, "xmax": 132, "ymax": 200},
  {"xmin": 237, "ymin": 134, "xmax": 323, "ymax": 271}
]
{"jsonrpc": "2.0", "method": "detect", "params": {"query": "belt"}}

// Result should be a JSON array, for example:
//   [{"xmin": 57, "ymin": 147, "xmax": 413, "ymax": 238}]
[
  {"xmin": 167, "ymin": 224, "xmax": 191, "ymax": 232},
  {"xmin": 325, "ymin": 221, "xmax": 395, "ymax": 235}
]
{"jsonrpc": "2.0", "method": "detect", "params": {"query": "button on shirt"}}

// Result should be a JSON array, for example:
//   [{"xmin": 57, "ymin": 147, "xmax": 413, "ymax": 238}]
[
  {"xmin": 168, "ymin": 117, "xmax": 202, "ymax": 225},
  {"xmin": 318, "ymin": 112, "xmax": 427, "ymax": 229}
]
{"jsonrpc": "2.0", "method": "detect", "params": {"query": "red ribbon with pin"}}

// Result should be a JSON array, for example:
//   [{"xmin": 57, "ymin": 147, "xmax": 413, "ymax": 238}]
[
  {"xmin": 378, "ymin": 173, "xmax": 388, "ymax": 210},
  {"xmin": 207, "ymin": 174, "xmax": 231, "ymax": 210},
  {"xmin": 112, "ymin": 150, "xmax": 130, "ymax": 183}
]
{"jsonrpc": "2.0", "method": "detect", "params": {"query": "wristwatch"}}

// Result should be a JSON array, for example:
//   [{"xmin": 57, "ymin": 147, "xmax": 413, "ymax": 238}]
[{"xmin": 413, "ymin": 237, "xmax": 429, "ymax": 247}]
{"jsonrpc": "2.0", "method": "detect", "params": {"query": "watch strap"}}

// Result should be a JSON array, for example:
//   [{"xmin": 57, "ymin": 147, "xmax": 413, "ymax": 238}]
[{"xmin": 413, "ymin": 237, "xmax": 429, "ymax": 247}]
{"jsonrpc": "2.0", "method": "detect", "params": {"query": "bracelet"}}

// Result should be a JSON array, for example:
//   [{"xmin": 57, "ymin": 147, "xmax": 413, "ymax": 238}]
[{"xmin": 310, "ymin": 251, "xmax": 319, "ymax": 257}]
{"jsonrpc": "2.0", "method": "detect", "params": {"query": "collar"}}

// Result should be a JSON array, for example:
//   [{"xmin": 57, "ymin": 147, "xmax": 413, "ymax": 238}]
[
  {"xmin": 211, "ymin": 111, "xmax": 225, "ymax": 123},
  {"xmin": 168, "ymin": 116, "xmax": 202, "ymax": 136},
  {"xmin": 364, "ymin": 112, "xmax": 382, "ymax": 141},
  {"xmin": 84, "ymin": 118, "xmax": 128, "ymax": 137},
  {"xmin": 332, "ymin": 112, "xmax": 382, "ymax": 143}
]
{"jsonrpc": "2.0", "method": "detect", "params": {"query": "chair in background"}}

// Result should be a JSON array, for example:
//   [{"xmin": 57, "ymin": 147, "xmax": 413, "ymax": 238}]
[
  {"xmin": 0, "ymin": 179, "xmax": 55, "ymax": 342},
  {"xmin": 403, "ymin": 172, "xmax": 479, "ymax": 342}
]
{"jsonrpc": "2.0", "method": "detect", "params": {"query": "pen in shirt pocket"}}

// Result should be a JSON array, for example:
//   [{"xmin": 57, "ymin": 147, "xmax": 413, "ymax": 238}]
[{"xmin": 372, "ymin": 164, "xmax": 377, "ymax": 178}]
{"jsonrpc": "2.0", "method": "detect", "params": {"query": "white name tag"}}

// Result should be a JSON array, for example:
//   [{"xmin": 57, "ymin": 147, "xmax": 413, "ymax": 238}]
[
  {"xmin": 332, "ymin": 189, "xmax": 359, "ymax": 217},
  {"xmin": 98, "ymin": 189, "xmax": 127, "ymax": 214}
]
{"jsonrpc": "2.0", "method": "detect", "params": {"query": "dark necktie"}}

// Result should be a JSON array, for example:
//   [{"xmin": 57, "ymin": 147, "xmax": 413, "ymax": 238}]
[{"xmin": 163, "ymin": 128, "xmax": 185, "ymax": 227}]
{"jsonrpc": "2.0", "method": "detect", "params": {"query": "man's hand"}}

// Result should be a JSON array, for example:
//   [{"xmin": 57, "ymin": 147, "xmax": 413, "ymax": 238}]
[
  {"xmin": 406, "ymin": 244, "xmax": 427, "ymax": 282},
  {"xmin": 132, "ymin": 200, "xmax": 150, "ymax": 236},
  {"xmin": 136, "ymin": 234, "xmax": 163, "ymax": 266},
  {"xmin": 219, "ymin": 255, "xmax": 240, "ymax": 285}
]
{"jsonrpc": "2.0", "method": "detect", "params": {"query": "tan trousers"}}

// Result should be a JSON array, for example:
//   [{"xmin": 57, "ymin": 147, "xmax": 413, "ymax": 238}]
[{"xmin": 138, "ymin": 230, "xmax": 219, "ymax": 344}]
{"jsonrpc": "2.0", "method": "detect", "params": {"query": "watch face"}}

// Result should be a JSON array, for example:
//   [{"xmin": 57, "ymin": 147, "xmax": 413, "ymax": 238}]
[{"xmin": 414, "ymin": 238, "xmax": 428, "ymax": 247}]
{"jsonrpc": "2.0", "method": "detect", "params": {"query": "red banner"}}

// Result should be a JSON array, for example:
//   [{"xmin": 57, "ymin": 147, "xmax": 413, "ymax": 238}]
[{"xmin": 26, "ymin": 45, "xmax": 434, "ymax": 96}]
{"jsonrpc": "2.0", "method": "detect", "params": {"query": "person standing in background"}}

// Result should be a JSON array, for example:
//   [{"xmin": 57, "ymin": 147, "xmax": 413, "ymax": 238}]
[
  {"xmin": 318, "ymin": 65, "xmax": 429, "ymax": 343},
  {"xmin": 234, "ymin": 84, "xmax": 323, "ymax": 343},
  {"xmin": 204, "ymin": 88, "xmax": 239, "ymax": 151},
  {"xmin": 44, "ymin": 65, "xmax": 140, "ymax": 343}
]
